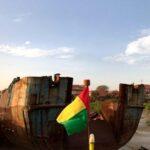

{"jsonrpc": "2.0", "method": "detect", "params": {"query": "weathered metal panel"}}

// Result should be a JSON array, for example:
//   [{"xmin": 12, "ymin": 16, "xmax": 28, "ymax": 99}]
[
  {"xmin": 25, "ymin": 77, "xmax": 53, "ymax": 105},
  {"xmin": 0, "ymin": 90, "xmax": 9, "ymax": 108},
  {"xmin": 58, "ymin": 78, "xmax": 69, "ymax": 104},
  {"xmin": 0, "ymin": 75, "xmax": 73, "ymax": 149},
  {"xmin": 99, "ymin": 84, "xmax": 145, "ymax": 149},
  {"xmin": 29, "ymin": 108, "xmax": 61, "ymax": 137},
  {"xmin": 114, "ymin": 84, "xmax": 144, "ymax": 147},
  {"xmin": 49, "ymin": 86, "xmax": 59, "ymax": 104}
]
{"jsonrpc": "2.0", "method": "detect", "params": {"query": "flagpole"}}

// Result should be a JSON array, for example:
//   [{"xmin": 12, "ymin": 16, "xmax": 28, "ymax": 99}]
[{"xmin": 83, "ymin": 79, "xmax": 90, "ymax": 149}]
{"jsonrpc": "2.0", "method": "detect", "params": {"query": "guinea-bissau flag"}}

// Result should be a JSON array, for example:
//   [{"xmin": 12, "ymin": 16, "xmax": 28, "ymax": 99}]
[{"xmin": 56, "ymin": 87, "xmax": 90, "ymax": 136}]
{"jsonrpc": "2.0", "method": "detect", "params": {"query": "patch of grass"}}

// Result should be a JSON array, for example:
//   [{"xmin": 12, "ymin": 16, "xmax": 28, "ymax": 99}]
[
  {"xmin": 146, "ymin": 120, "xmax": 150, "ymax": 126},
  {"xmin": 90, "ymin": 101, "xmax": 101, "ymax": 113},
  {"xmin": 144, "ymin": 102, "xmax": 150, "ymax": 110}
]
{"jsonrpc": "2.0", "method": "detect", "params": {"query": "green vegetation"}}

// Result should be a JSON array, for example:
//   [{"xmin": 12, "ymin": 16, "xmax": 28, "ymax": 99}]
[
  {"xmin": 144, "ymin": 103, "xmax": 150, "ymax": 126},
  {"xmin": 90, "ymin": 101, "xmax": 102, "ymax": 113},
  {"xmin": 144, "ymin": 102, "xmax": 150, "ymax": 110},
  {"xmin": 146, "ymin": 120, "xmax": 150, "ymax": 126}
]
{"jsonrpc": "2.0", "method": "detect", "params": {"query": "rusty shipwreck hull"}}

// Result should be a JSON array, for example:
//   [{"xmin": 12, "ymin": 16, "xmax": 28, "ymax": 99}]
[
  {"xmin": 66, "ymin": 84, "xmax": 145, "ymax": 150},
  {"xmin": 0, "ymin": 76, "xmax": 145, "ymax": 150},
  {"xmin": 0, "ymin": 75, "xmax": 73, "ymax": 149}
]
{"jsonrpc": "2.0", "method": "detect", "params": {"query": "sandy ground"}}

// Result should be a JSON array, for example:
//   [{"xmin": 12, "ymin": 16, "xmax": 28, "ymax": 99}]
[
  {"xmin": 1, "ymin": 110, "xmax": 150, "ymax": 150},
  {"xmin": 120, "ymin": 110, "xmax": 150, "ymax": 150}
]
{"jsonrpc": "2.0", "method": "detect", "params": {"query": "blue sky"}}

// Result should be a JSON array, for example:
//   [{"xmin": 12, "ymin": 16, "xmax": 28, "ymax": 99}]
[{"xmin": 1, "ymin": 0, "xmax": 150, "ymax": 90}]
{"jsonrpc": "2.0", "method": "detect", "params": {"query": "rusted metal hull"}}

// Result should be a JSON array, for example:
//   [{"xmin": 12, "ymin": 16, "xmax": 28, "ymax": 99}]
[
  {"xmin": 66, "ymin": 84, "xmax": 145, "ymax": 150},
  {"xmin": 0, "ymin": 76, "xmax": 73, "ymax": 149},
  {"xmin": 0, "ymin": 77, "xmax": 144, "ymax": 150}
]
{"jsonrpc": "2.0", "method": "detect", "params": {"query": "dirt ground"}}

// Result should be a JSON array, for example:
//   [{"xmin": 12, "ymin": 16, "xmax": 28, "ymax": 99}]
[{"xmin": 1, "ymin": 110, "xmax": 150, "ymax": 150}]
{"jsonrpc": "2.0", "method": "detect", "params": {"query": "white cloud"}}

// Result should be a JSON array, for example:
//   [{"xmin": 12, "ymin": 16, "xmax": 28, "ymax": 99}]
[
  {"xmin": 125, "ymin": 35, "xmax": 150, "ymax": 55},
  {"xmin": 0, "ymin": 44, "xmax": 75, "ymax": 59},
  {"xmin": 13, "ymin": 12, "xmax": 31, "ymax": 23},
  {"xmin": 104, "ymin": 35, "xmax": 150, "ymax": 65},
  {"xmin": 140, "ymin": 28, "xmax": 150, "ymax": 36},
  {"xmin": 24, "ymin": 41, "xmax": 31, "ymax": 45},
  {"xmin": 13, "ymin": 18, "xmax": 23, "ymax": 22}
]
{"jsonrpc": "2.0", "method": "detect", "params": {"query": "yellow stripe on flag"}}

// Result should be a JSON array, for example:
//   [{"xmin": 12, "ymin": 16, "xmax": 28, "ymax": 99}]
[{"xmin": 57, "ymin": 96, "xmax": 86, "ymax": 123}]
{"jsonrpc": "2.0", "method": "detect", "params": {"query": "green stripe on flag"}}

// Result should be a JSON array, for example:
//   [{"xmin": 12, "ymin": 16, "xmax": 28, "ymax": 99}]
[{"xmin": 61, "ymin": 109, "xmax": 87, "ymax": 136}]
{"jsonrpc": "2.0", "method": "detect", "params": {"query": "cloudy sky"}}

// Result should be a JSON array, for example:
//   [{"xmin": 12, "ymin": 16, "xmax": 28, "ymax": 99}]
[{"xmin": 0, "ymin": 0, "xmax": 150, "ymax": 90}]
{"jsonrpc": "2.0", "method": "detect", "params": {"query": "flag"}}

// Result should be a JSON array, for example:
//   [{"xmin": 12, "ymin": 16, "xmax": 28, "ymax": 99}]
[{"xmin": 56, "ymin": 87, "xmax": 90, "ymax": 136}]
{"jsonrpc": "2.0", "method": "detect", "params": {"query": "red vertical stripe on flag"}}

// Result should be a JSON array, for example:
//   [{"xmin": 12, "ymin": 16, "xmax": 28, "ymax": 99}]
[{"xmin": 79, "ymin": 87, "xmax": 90, "ymax": 111}]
